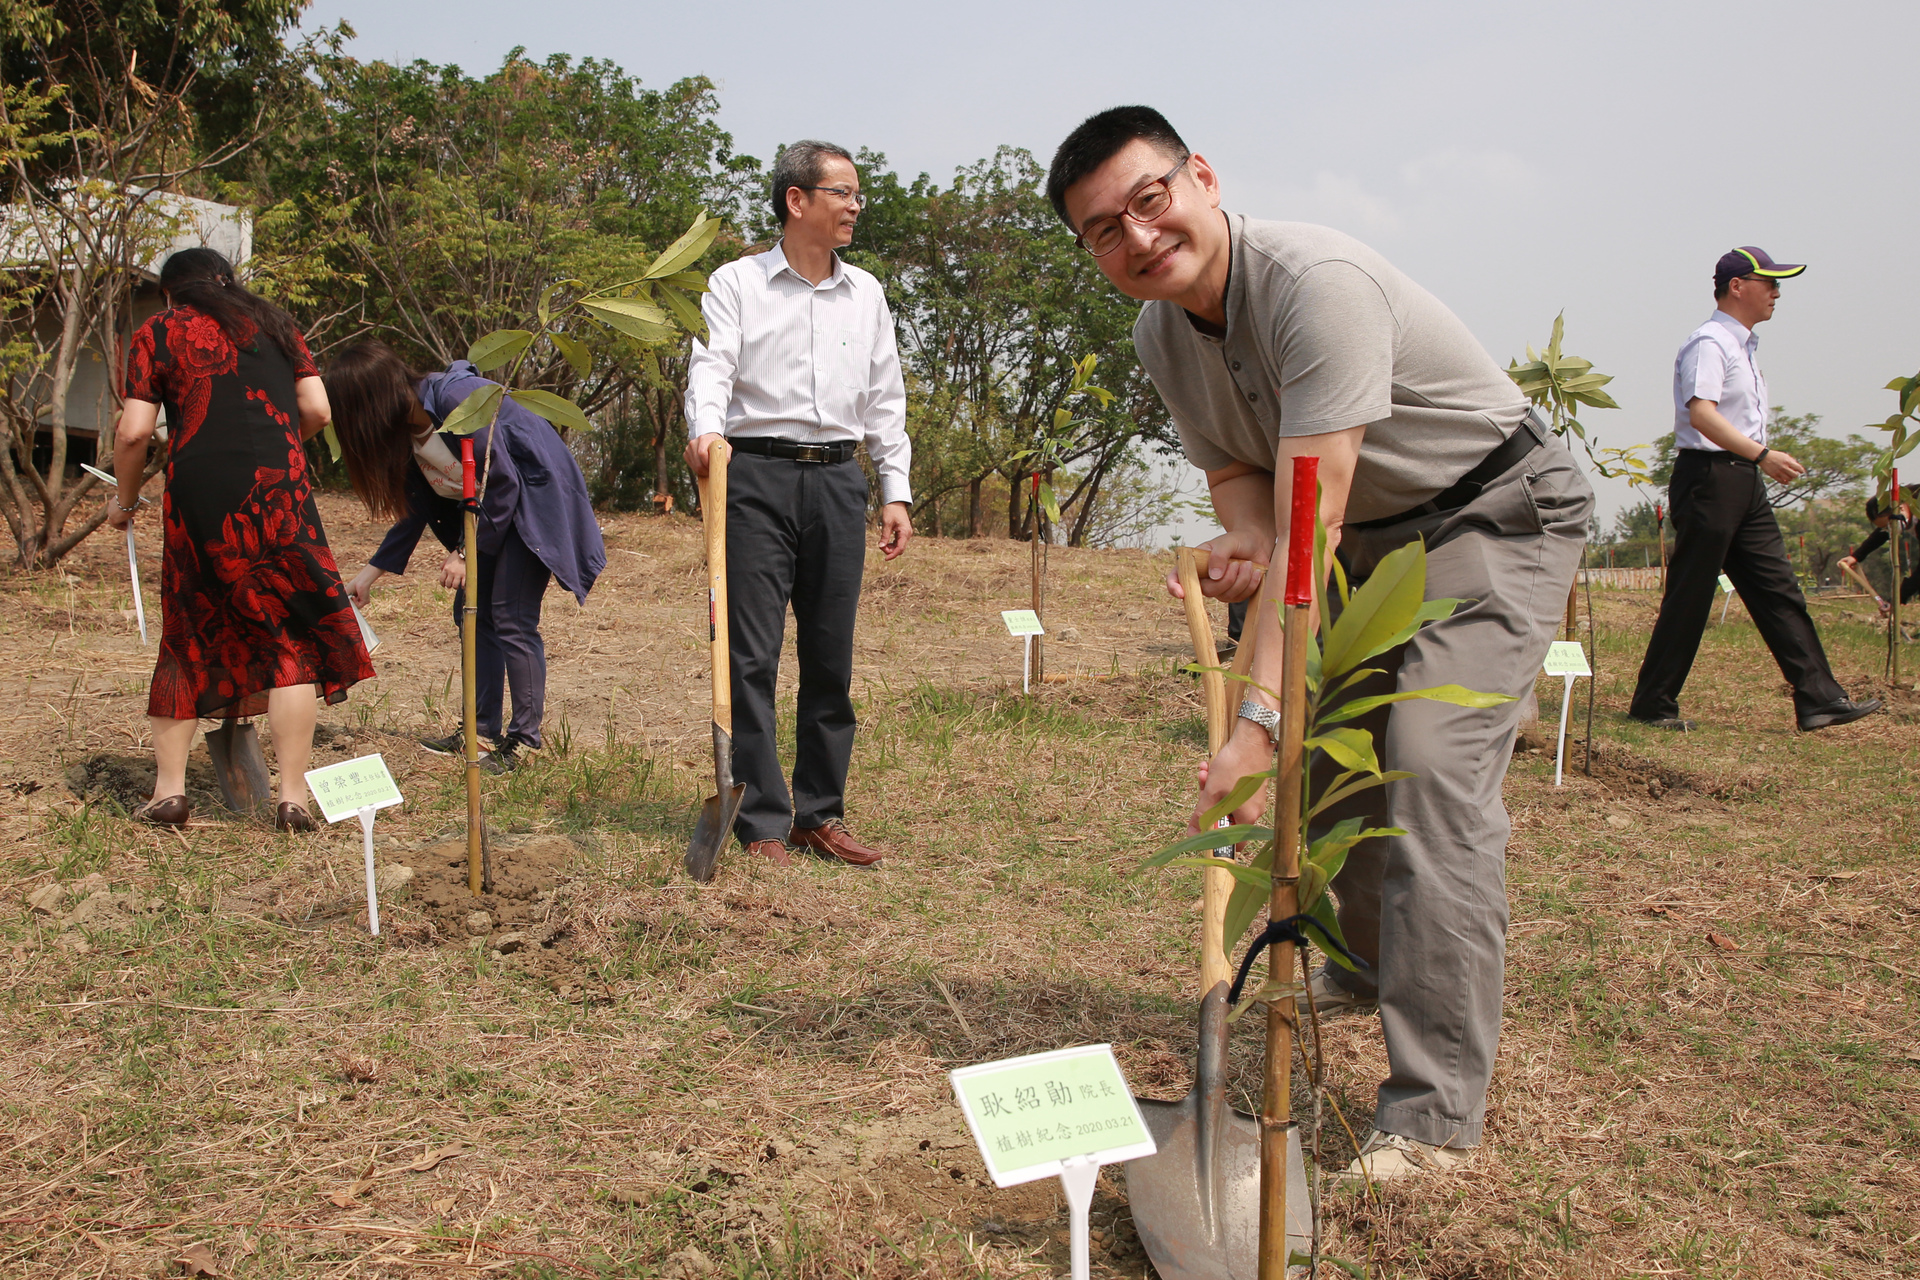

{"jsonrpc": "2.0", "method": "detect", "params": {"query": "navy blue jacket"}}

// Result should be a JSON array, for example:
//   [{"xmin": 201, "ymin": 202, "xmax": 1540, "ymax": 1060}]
[{"xmin": 368, "ymin": 362, "xmax": 605, "ymax": 604}]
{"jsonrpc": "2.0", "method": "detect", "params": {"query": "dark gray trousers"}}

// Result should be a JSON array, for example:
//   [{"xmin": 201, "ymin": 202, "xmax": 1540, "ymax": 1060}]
[
  {"xmin": 725, "ymin": 452, "xmax": 868, "ymax": 843},
  {"xmin": 1319, "ymin": 442, "xmax": 1593, "ymax": 1148},
  {"xmin": 451, "ymin": 524, "xmax": 550, "ymax": 746}
]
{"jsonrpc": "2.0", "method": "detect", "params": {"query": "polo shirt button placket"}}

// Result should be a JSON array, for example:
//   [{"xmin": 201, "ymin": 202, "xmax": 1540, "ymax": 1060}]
[{"xmin": 1246, "ymin": 391, "xmax": 1259, "ymax": 404}]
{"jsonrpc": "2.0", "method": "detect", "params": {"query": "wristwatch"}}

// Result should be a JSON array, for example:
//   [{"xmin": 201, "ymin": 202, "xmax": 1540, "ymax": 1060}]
[{"xmin": 1237, "ymin": 699, "xmax": 1281, "ymax": 746}]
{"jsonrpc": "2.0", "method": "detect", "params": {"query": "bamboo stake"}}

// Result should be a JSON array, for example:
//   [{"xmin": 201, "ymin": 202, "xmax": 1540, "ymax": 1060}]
[
  {"xmin": 1892, "ymin": 468, "xmax": 1902, "ymax": 685},
  {"xmin": 460, "ymin": 439, "xmax": 484, "ymax": 897},
  {"xmin": 1176, "ymin": 547, "xmax": 1232, "ymax": 993},
  {"xmin": 1030, "ymin": 473, "xmax": 1044, "ymax": 685},
  {"xmin": 1259, "ymin": 456, "xmax": 1316, "ymax": 1280}
]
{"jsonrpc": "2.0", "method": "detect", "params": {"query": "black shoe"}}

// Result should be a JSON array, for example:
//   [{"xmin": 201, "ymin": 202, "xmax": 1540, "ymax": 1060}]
[
  {"xmin": 1630, "ymin": 714, "xmax": 1696, "ymax": 731},
  {"xmin": 1797, "ymin": 697, "xmax": 1883, "ymax": 732},
  {"xmin": 419, "ymin": 729, "xmax": 464, "ymax": 755},
  {"xmin": 479, "ymin": 735, "xmax": 526, "ymax": 775}
]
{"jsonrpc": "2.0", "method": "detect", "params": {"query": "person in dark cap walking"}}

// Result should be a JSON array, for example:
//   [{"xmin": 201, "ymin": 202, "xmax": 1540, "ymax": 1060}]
[{"xmin": 1628, "ymin": 248, "xmax": 1882, "ymax": 732}]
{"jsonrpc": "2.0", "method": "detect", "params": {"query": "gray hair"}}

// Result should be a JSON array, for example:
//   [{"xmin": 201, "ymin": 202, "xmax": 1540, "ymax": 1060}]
[{"xmin": 770, "ymin": 140, "xmax": 854, "ymax": 226}]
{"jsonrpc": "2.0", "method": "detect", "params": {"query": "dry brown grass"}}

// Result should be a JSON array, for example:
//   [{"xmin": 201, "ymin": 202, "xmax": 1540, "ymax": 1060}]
[{"xmin": 0, "ymin": 500, "xmax": 1915, "ymax": 1278}]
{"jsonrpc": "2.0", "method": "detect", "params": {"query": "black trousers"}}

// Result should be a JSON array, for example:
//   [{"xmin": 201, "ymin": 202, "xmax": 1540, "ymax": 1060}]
[
  {"xmin": 450, "ymin": 524, "xmax": 551, "ymax": 746},
  {"xmin": 1630, "ymin": 450, "xmax": 1844, "ymax": 720},
  {"xmin": 725, "ymin": 452, "xmax": 868, "ymax": 842}
]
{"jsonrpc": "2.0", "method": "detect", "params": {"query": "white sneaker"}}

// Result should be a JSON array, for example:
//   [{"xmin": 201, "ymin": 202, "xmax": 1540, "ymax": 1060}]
[
  {"xmin": 1295, "ymin": 966, "xmax": 1377, "ymax": 1017},
  {"xmin": 1343, "ymin": 1131, "xmax": 1472, "ymax": 1181}
]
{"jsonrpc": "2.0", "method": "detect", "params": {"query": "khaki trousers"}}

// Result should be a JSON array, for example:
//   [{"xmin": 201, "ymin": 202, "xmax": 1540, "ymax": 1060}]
[{"xmin": 1319, "ymin": 441, "xmax": 1592, "ymax": 1147}]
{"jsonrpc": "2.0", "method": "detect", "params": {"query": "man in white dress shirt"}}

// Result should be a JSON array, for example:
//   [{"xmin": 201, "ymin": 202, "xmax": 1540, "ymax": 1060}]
[
  {"xmin": 1628, "ymin": 247, "xmax": 1880, "ymax": 732},
  {"xmin": 684, "ymin": 140, "xmax": 912, "ymax": 867}
]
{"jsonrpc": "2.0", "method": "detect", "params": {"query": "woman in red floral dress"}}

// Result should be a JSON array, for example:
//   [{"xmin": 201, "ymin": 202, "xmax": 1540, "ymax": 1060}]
[{"xmin": 106, "ymin": 248, "xmax": 374, "ymax": 830}]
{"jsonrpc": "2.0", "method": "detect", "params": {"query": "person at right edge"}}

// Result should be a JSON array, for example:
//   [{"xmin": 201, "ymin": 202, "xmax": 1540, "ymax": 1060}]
[
  {"xmin": 1836, "ymin": 485, "xmax": 1918, "ymax": 616},
  {"xmin": 1627, "ymin": 248, "xmax": 1881, "ymax": 733},
  {"xmin": 1048, "ymin": 106, "xmax": 1594, "ymax": 1182}
]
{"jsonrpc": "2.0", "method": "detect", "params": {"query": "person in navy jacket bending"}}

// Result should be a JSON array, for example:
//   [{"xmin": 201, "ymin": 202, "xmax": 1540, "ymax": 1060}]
[{"xmin": 325, "ymin": 342, "xmax": 606, "ymax": 773}]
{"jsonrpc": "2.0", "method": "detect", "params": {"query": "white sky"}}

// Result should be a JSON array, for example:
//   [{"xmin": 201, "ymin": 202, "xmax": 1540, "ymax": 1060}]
[{"xmin": 302, "ymin": 0, "xmax": 1920, "ymax": 533}]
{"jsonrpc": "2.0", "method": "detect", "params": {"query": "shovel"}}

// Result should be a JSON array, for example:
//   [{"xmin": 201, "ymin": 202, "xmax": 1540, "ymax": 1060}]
[
  {"xmin": 206, "ymin": 719, "xmax": 272, "ymax": 816},
  {"xmin": 684, "ymin": 440, "xmax": 743, "ymax": 882},
  {"xmin": 1129, "ymin": 565, "xmax": 1306, "ymax": 1278}
]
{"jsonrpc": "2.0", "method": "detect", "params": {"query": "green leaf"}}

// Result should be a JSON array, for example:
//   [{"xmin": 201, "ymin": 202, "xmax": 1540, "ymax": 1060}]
[
  {"xmin": 536, "ymin": 283, "xmax": 555, "ymax": 328},
  {"xmin": 661, "ymin": 269, "xmax": 711, "ymax": 293},
  {"xmin": 1308, "ymin": 894, "xmax": 1359, "ymax": 973},
  {"xmin": 1303, "ymin": 727, "xmax": 1379, "ymax": 775},
  {"xmin": 643, "ymin": 211, "xmax": 721, "ymax": 280},
  {"xmin": 1038, "ymin": 481, "xmax": 1062, "ymax": 527},
  {"xmin": 581, "ymin": 298, "xmax": 675, "ymax": 344},
  {"xmin": 1318, "ymin": 683, "xmax": 1513, "ymax": 725},
  {"xmin": 440, "ymin": 383, "xmax": 504, "ymax": 437},
  {"xmin": 506, "ymin": 388, "xmax": 591, "ymax": 433},
  {"xmin": 1367, "ymin": 596, "xmax": 1468, "ymax": 659},
  {"xmin": 655, "ymin": 283, "xmax": 708, "ymax": 343},
  {"xmin": 1142, "ymin": 824, "xmax": 1272, "ymax": 867},
  {"xmin": 1199, "ymin": 770, "xmax": 1272, "ymax": 829},
  {"xmin": 549, "ymin": 331, "xmax": 592, "ymax": 380},
  {"xmin": 319, "ymin": 422, "xmax": 342, "ymax": 463},
  {"xmin": 1161, "ymin": 857, "xmax": 1274, "ymax": 891},
  {"xmin": 1223, "ymin": 840, "xmax": 1276, "ymax": 951},
  {"xmin": 1320, "ymin": 539, "xmax": 1428, "ymax": 678},
  {"xmin": 467, "ymin": 329, "xmax": 533, "ymax": 374},
  {"xmin": 1308, "ymin": 770, "xmax": 1416, "ymax": 818}
]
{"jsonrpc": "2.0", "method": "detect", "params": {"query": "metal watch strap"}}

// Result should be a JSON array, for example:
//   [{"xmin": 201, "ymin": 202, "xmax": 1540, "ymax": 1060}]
[{"xmin": 1237, "ymin": 699, "xmax": 1281, "ymax": 746}]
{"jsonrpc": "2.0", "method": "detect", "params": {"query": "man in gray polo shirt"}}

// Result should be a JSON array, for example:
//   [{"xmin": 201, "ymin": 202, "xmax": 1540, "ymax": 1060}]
[{"xmin": 1050, "ymin": 106, "xmax": 1593, "ymax": 1179}]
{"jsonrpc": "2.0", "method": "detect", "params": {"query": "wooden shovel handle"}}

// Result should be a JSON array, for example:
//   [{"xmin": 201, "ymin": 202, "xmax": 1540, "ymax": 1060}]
[
  {"xmin": 700, "ymin": 441, "xmax": 732, "ymax": 733},
  {"xmin": 1177, "ymin": 549, "xmax": 1234, "ymax": 993}
]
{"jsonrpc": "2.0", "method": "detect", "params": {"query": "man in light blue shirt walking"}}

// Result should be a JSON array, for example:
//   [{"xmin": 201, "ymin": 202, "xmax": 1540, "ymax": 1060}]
[{"xmin": 1628, "ymin": 247, "xmax": 1880, "ymax": 732}]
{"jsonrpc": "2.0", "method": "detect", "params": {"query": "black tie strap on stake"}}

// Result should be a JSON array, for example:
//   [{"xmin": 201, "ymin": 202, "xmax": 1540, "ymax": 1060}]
[{"xmin": 1225, "ymin": 914, "xmax": 1370, "ymax": 1005}]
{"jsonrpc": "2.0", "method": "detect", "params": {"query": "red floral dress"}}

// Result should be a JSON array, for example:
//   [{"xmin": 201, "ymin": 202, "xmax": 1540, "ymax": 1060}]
[{"xmin": 124, "ymin": 305, "xmax": 374, "ymax": 719}]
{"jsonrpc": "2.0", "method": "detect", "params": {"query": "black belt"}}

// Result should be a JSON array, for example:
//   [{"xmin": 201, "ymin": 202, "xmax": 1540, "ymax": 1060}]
[
  {"xmin": 727, "ymin": 436, "xmax": 857, "ymax": 464},
  {"xmin": 1676, "ymin": 448, "xmax": 1756, "ymax": 466},
  {"xmin": 1350, "ymin": 412, "xmax": 1549, "ymax": 530}
]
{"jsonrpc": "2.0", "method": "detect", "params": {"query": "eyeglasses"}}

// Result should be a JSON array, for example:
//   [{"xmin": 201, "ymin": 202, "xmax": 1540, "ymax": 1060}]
[
  {"xmin": 1076, "ymin": 156, "xmax": 1190, "ymax": 257},
  {"xmin": 798, "ymin": 185, "xmax": 868, "ymax": 210}
]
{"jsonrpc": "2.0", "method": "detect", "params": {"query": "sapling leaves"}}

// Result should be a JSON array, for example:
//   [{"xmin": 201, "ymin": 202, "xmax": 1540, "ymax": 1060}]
[
  {"xmin": 1317, "ymin": 683, "xmax": 1513, "ymax": 726},
  {"xmin": 1160, "ymin": 857, "xmax": 1274, "ymax": 891},
  {"xmin": 507, "ymin": 389, "xmax": 590, "ymax": 433},
  {"xmin": 580, "ymin": 297, "xmax": 675, "ymax": 344},
  {"xmin": 1303, "ymin": 727, "xmax": 1379, "ymax": 776},
  {"xmin": 654, "ymin": 283, "xmax": 708, "ymax": 344},
  {"xmin": 1308, "ymin": 769, "xmax": 1416, "ymax": 818},
  {"xmin": 643, "ymin": 210, "xmax": 721, "ymax": 280},
  {"xmin": 441, "ymin": 383, "xmax": 504, "ymax": 437},
  {"xmin": 1141, "ymin": 824, "xmax": 1272, "ymax": 865},
  {"xmin": 548, "ymin": 330, "xmax": 592, "ymax": 380},
  {"xmin": 1199, "ymin": 771, "xmax": 1271, "ymax": 828},
  {"xmin": 1222, "ymin": 839, "xmax": 1276, "ymax": 953},
  {"xmin": 1320, "ymin": 539, "xmax": 1427, "ymax": 678},
  {"xmin": 467, "ymin": 328, "xmax": 532, "ymax": 373}
]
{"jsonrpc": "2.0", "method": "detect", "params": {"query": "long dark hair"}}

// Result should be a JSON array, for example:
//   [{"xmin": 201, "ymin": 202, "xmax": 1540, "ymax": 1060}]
[
  {"xmin": 323, "ymin": 341, "xmax": 428, "ymax": 522},
  {"xmin": 158, "ymin": 247, "xmax": 305, "ymax": 363}
]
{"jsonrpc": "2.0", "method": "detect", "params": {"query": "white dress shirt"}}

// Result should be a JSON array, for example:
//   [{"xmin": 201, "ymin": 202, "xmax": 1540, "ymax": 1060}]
[
  {"xmin": 685, "ymin": 243, "xmax": 912, "ymax": 506},
  {"xmin": 1673, "ymin": 310, "xmax": 1769, "ymax": 451}
]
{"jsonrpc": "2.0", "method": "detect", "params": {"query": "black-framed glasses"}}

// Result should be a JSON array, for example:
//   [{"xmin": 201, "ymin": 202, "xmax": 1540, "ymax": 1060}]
[
  {"xmin": 799, "ymin": 185, "xmax": 868, "ymax": 210},
  {"xmin": 1076, "ymin": 156, "xmax": 1189, "ymax": 257}
]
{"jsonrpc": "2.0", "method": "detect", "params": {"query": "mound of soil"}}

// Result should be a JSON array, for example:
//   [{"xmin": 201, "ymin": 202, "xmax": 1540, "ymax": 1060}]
[{"xmin": 409, "ymin": 832, "xmax": 578, "ymax": 937}]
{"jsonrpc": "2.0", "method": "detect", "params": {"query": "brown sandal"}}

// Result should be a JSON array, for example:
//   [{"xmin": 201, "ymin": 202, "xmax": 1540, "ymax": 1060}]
[
  {"xmin": 274, "ymin": 802, "xmax": 316, "ymax": 833},
  {"xmin": 133, "ymin": 795, "xmax": 190, "ymax": 827}
]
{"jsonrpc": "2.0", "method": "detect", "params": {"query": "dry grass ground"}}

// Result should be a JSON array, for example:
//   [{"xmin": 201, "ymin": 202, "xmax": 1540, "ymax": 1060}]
[{"xmin": 1, "ymin": 497, "xmax": 1915, "ymax": 1279}]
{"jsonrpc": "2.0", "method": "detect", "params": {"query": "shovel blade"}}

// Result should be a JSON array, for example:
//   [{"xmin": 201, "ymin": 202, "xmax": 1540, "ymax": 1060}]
[
  {"xmin": 205, "ymin": 720, "xmax": 272, "ymax": 816},
  {"xmin": 684, "ymin": 783, "xmax": 745, "ymax": 882},
  {"xmin": 1124, "ymin": 985, "xmax": 1309, "ymax": 1280}
]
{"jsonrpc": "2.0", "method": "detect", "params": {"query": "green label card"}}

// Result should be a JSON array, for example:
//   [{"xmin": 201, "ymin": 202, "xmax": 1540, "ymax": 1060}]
[
  {"xmin": 1542, "ymin": 640, "xmax": 1591, "ymax": 677},
  {"xmin": 1000, "ymin": 609, "xmax": 1045, "ymax": 637},
  {"xmin": 951, "ymin": 1044, "xmax": 1156, "ymax": 1187},
  {"xmin": 303, "ymin": 753, "xmax": 403, "ymax": 824},
  {"xmin": 1718, "ymin": 573, "xmax": 1735, "ymax": 594}
]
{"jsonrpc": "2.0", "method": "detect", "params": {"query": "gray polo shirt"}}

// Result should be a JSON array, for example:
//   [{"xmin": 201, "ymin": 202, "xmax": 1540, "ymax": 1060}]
[{"xmin": 1134, "ymin": 214, "xmax": 1529, "ymax": 523}]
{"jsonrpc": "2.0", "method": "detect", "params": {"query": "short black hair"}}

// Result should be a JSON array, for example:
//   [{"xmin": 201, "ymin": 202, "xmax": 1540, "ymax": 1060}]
[
  {"xmin": 770, "ymin": 140, "xmax": 854, "ymax": 227},
  {"xmin": 1046, "ymin": 106, "xmax": 1190, "ymax": 232}
]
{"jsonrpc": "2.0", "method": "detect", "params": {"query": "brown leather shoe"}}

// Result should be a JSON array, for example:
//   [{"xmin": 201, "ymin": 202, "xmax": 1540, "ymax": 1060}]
[
  {"xmin": 274, "ymin": 802, "xmax": 316, "ymax": 833},
  {"xmin": 788, "ymin": 818, "xmax": 885, "ymax": 867},
  {"xmin": 133, "ymin": 795, "xmax": 189, "ymax": 827},
  {"xmin": 746, "ymin": 838, "xmax": 793, "ymax": 867}
]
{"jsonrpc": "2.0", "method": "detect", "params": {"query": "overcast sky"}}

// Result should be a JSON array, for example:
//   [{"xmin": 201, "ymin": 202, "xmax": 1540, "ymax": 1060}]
[{"xmin": 302, "ymin": 0, "xmax": 1919, "ymax": 530}]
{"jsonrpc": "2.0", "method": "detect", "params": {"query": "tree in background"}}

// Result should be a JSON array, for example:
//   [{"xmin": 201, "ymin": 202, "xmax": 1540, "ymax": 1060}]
[
  {"xmin": 244, "ymin": 48, "xmax": 759, "ymax": 513},
  {"xmin": 849, "ymin": 147, "xmax": 1176, "ymax": 544},
  {"xmin": 0, "ymin": 0, "xmax": 322, "ymax": 566}
]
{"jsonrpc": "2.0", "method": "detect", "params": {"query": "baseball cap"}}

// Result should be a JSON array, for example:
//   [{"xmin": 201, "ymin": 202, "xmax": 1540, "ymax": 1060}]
[{"xmin": 1715, "ymin": 246, "xmax": 1806, "ymax": 291}]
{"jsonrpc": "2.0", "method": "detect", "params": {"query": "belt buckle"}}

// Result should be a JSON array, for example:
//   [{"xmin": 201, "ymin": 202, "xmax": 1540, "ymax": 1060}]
[{"xmin": 792, "ymin": 443, "xmax": 829, "ymax": 464}]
